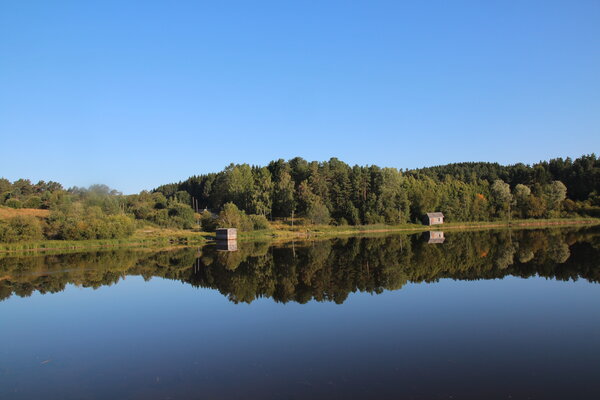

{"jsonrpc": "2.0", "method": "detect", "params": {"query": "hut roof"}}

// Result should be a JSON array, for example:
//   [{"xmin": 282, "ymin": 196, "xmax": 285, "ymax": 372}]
[{"xmin": 426, "ymin": 212, "xmax": 444, "ymax": 219}]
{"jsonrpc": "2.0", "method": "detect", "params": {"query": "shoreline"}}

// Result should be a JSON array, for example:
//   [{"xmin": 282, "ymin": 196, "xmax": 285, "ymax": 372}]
[
  {"xmin": 1, "ymin": 218, "xmax": 599, "ymax": 254},
  {"xmin": 238, "ymin": 218, "xmax": 600, "ymax": 242}
]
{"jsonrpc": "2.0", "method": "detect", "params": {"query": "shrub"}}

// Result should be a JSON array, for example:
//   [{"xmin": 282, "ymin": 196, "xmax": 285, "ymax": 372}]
[
  {"xmin": 132, "ymin": 203, "xmax": 153, "ymax": 220},
  {"xmin": 364, "ymin": 211, "xmax": 384, "ymax": 225},
  {"xmin": 152, "ymin": 192, "xmax": 168, "ymax": 209},
  {"xmin": 200, "ymin": 210, "xmax": 218, "ymax": 231},
  {"xmin": 24, "ymin": 196, "xmax": 42, "ymax": 209},
  {"xmin": 0, "ymin": 216, "xmax": 43, "ymax": 242},
  {"xmin": 217, "ymin": 203, "xmax": 244, "ymax": 230},
  {"xmin": 105, "ymin": 215, "xmax": 135, "ymax": 238},
  {"xmin": 5, "ymin": 198, "xmax": 22, "ymax": 209},
  {"xmin": 306, "ymin": 202, "xmax": 331, "ymax": 225},
  {"xmin": 44, "ymin": 210, "xmax": 135, "ymax": 240},
  {"xmin": 336, "ymin": 217, "xmax": 349, "ymax": 226},
  {"xmin": 217, "ymin": 203, "xmax": 253, "ymax": 231},
  {"xmin": 249, "ymin": 214, "xmax": 270, "ymax": 230},
  {"xmin": 167, "ymin": 202, "xmax": 196, "ymax": 229}
]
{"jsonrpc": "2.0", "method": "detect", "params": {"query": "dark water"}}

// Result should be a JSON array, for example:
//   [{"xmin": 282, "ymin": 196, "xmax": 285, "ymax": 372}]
[{"xmin": 1, "ymin": 227, "xmax": 600, "ymax": 399}]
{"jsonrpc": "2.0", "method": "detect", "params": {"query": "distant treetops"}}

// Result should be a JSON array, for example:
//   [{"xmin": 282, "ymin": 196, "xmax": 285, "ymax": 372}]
[{"xmin": 1, "ymin": 154, "xmax": 599, "ymax": 242}]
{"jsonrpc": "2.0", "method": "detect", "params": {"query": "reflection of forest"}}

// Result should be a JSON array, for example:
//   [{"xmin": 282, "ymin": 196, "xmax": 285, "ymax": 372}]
[{"xmin": 2, "ymin": 227, "xmax": 600, "ymax": 304}]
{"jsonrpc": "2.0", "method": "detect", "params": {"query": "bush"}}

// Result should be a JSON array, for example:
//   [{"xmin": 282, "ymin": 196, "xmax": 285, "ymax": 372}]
[
  {"xmin": 126, "ymin": 193, "xmax": 198, "ymax": 229},
  {"xmin": 152, "ymin": 192, "xmax": 168, "ymax": 209},
  {"xmin": 5, "ymin": 198, "xmax": 22, "ymax": 209},
  {"xmin": 24, "ymin": 196, "xmax": 42, "ymax": 209},
  {"xmin": 249, "ymin": 214, "xmax": 270, "ymax": 230},
  {"xmin": 45, "ymin": 210, "xmax": 135, "ymax": 240},
  {"xmin": 217, "ymin": 203, "xmax": 253, "ymax": 231},
  {"xmin": 217, "ymin": 203, "xmax": 243, "ymax": 230},
  {"xmin": 105, "ymin": 214, "xmax": 135, "ymax": 238},
  {"xmin": 132, "ymin": 203, "xmax": 153, "ymax": 220},
  {"xmin": 336, "ymin": 217, "xmax": 349, "ymax": 226},
  {"xmin": 306, "ymin": 201, "xmax": 331, "ymax": 225},
  {"xmin": 200, "ymin": 210, "xmax": 218, "ymax": 231},
  {"xmin": 0, "ymin": 216, "xmax": 43, "ymax": 242},
  {"xmin": 167, "ymin": 202, "xmax": 196, "ymax": 229},
  {"xmin": 364, "ymin": 211, "xmax": 384, "ymax": 225}
]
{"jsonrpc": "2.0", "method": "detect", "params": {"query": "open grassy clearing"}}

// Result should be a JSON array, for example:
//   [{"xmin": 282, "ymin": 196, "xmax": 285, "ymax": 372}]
[{"xmin": 0, "ymin": 206, "xmax": 50, "ymax": 219}]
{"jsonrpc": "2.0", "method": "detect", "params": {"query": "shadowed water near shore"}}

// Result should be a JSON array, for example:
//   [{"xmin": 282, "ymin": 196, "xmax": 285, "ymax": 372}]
[
  {"xmin": 1, "ymin": 227, "xmax": 599, "ymax": 303},
  {"xmin": 2, "ymin": 227, "xmax": 600, "ymax": 399}
]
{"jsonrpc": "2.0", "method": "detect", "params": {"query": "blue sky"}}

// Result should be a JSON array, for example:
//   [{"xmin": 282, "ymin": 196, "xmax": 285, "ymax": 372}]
[{"xmin": 1, "ymin": 1, "xmax": 599, "ymax": 193}]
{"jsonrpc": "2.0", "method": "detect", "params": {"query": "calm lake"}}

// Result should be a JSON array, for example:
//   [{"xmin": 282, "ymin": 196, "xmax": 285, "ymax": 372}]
[{"xmin": 1, "ymin": 227, "xmax": 600, "ymax": 399}]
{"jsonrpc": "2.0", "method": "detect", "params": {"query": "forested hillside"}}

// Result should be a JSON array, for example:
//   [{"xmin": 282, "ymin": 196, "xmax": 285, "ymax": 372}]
[
  {"xmin": 409, "ymin": 154, "xmax": 600, "ymax": 201},
  {"xmin": 156, "ymin": 154, "xmax": 600, "ymax": 225},
  {"xmin": 1, "ymin": 154, "xmax": 599, "ymax": 243}
]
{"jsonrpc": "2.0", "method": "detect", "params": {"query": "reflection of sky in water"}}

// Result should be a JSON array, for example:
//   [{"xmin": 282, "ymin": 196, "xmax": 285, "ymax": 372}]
[{"xmin": 2, "ymin": 272, "xmax": 600, "ymax": 399}]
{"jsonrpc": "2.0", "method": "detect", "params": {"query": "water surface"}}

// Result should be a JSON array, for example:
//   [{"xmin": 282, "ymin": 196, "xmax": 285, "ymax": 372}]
[{"xmin": 1, "ymin": 227, "xmax": 600, "ymax": 399}]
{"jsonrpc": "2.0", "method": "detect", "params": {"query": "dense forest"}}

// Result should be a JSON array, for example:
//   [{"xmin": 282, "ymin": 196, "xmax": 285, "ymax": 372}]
[
  {"xmin": 156, "ymin": 154, "xmax": 600, "ymax": 224},
  {"xmin": 1, "ymin": 154, "xmax": 599, "ymax": 243},
  {"xmin": 1, "ymin": 227, "xmax": 599, "ymax": 303}
]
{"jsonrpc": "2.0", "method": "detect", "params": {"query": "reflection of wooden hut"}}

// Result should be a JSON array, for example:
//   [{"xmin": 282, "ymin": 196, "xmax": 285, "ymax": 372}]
[
  {"xmin": 216, "ymin": 240, "xmax": 238, "ymax": 251},
  {"xmin": 428, "ymin": 231, "xmax": 445, "ymax": 244},
  {"xmin": 215, "ymin": 228, "xmax": 237, "ymax": 240},
  {"xmin": 425, "ymin": 212, "xmax": 444, "ymax": 225}
]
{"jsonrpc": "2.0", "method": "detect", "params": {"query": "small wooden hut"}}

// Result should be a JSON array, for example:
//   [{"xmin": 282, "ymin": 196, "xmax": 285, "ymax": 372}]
[
  {"xmin": 428, "ymin": 231, "xmax": 445, "ymax": 244},
  {"xmin": 215, "ymin": 228, "xmax": 237, "ymax": 241},
  {"xmin": 425, "ymin": 212, "xmax": 444, "ymax": 225}
]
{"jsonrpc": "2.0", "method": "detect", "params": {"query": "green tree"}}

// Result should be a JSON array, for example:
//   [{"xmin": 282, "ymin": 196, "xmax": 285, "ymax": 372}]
[
  {"xmin": 544, "ymin": 180, "xmax": 567, "ymax": 217},
  {"xmin": 167, "ymin": 202, "xmax": 196, "ymax": 229},
  {"xmin": 273, "ymin": 171, "xmax": 295, "ymax": 218},
  {"xmin": 200, "ymin": 210, "xmax": 218, "ymax": 231},
  {"xmin": 306, "ymin": 201, "xmax": 330, "ymax": 224},
  {"xmin": 250, "ymin": 167, "xmax": 273, "ymax": 216},
  {"xmin": 217, "ymin": 202, "xmax": 252, "ymax": 231},
  {"xmin": 513, "ymin": 184, "xmax": 531, "ymax": 218},
  {"xmin": 228, "ymin": 164, "xmax": 255, "ymax": 211},
  {"xmin": 491, "ymin": 179, "xmax": 513, "ymax": 219},
  {"xmin": 377, "ymin": 168, "xmax": 410, "ymax": 224}
]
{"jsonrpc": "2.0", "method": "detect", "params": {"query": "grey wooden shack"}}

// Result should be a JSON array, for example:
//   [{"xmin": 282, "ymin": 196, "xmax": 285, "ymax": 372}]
[
  {"xmin": 425, "ymin": 212, "xmax": 444, "ymax": 225},
  {"xmin": 216, "ymin": 240, "xmax": 238, "ymax": 251},
  {"xmin": 215, "ymin": 228, "xmax": 237, "ymax": 240},
  {"xmin": 428, "ymin": 231, "xmax": 445, "ymax": 244}
]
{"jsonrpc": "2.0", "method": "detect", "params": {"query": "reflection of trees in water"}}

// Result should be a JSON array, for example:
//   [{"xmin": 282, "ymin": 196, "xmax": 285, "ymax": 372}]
[{"xmin": 1, "ymin": 227, "xmax": 600, "ymax": 303}]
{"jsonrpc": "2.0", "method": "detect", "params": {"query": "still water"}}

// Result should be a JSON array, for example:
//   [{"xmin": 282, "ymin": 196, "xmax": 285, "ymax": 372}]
[{"xmin": 1, "ymin": 227, "xmax": 600, "ymax": 399}]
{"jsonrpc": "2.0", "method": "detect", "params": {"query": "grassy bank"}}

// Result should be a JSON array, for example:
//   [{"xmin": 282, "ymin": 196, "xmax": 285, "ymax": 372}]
[
  {"xmin": 0, "ymin": 227, "xmax": 209, "ymax": 253},
  {"xmin": 1, "ymin": 217, "xmax": 599, "ymax": 253},
  {"xmin": 239, "ymin": 217, "xmax": 600, "ymax": 241}
]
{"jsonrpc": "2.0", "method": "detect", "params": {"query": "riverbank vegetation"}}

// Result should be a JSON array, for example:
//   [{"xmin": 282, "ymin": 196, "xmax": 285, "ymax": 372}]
[{"xmin": 1, "ymin": 154, "xmax": 600, "ymax": 244}]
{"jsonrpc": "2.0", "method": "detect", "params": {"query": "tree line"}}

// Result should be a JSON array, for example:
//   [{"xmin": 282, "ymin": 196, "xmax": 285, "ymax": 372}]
[
  {"xmin": 156, "ymin": 154, "xmax": 600, "ymax": 226},
  {"xmin": 1, "ymin": 154, "xmax": 599, "ymax": 242}
]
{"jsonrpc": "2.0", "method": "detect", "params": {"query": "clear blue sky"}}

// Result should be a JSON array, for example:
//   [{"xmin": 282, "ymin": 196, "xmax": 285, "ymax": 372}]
[{"xmin": 1, "ymin": 1, "xmax": 599, "ymax": 193}]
